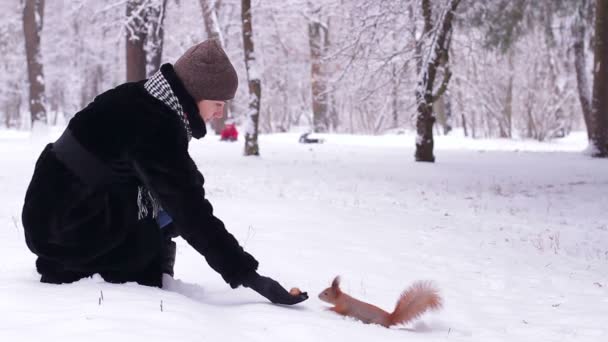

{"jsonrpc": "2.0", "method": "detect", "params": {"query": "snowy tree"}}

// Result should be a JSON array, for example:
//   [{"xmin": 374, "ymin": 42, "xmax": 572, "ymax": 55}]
[
  {"xmin": 146, "ymin": 0, "xmax": 168, "ymax": 77},
  {"xmin": 47, "ymin": 1, "xmax": 125, "ymax": 116},
  {"xmin": 126, "ymin": 0, "xmax": 147, "ymax": 82},
  {"xmin": 456, "ymin": 0, "xmax": 583, "ymax": 141},
  {"xmin": 307, "ymin": 1, "xmax": 335, "ymax": 133},
  {"xmin": 415, "ymin": 0, "xmax": 461, "ymax": 162},
  {"xmin": 326, "ymin": 0, "xmax": 418, "ymax": 134},
  {"xmin": 22, "ymin": 0, "xmax": 47, "ymax": 127},
  {"xmin": 242, "ymin": 0, "xmax": 260, "ymax": 156},
  {"xmin": 200, "ymin": 0, "xmax": 229, "ymax": 134},
  {"xmin": 125, "ymin": 0, "xmax": 168, "ymax": 81},
  {"xmin": 0, "ymin": 3, "xmax": 25, "ymax": 128},
  {"xmin": 590, "ymin": 0, "xmax": 608, "ymax": 157},
  {"xmin": 0, "ymin": 0, "xmax": 597, "ymax": 148},
  {"xmin": 200, "ymin": 0, "xmax": 223, "ymax": 42},
  {"xmin": 515, "ymin": 30, "xmax": 576, "ymax": 141},
  {"xmin": 572, "ymin": 0, "xmax": 593, "ymax": 139},
  {"xmin": 248, "ymin": 0, "xmax": 313, "ymax": 133}
]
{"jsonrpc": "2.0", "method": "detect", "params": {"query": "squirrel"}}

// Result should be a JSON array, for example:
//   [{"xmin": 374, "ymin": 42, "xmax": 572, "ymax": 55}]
[{"xmin": 318, "ymin": 276, "xmax": 442, "ymax": 328}]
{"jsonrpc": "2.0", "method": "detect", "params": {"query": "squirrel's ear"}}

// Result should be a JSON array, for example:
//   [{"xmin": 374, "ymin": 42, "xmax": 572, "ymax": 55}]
[{"xmin": 331, "ymin": 276, "xmax": 341, "ymax": 290}]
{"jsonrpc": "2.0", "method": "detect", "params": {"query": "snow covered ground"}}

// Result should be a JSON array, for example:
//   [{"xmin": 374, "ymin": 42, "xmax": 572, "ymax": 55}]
[{"xmin": 1, "ymin": 128, "xmax": 607, "ymax": 342}]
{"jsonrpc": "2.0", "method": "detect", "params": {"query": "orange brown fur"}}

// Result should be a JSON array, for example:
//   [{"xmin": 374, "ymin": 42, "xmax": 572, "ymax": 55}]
[{"xmin": 318, "ymin": 276, "xmax": 442, "ymax": 328}]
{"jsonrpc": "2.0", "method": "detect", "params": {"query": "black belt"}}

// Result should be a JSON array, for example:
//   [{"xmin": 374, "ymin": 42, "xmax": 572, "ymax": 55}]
[{"xmin": 52, "ymin": 129, "xmax": 113, "ymax": 187}]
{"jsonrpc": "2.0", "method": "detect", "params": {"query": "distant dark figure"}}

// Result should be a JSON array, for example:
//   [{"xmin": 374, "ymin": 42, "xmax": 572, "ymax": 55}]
[
  {"xmin": 299, "ymin": 132, "xmax": 324, "ymax": 144},
  {"xmin": 220, "ymin": 123, "xmax": 238, "ymax": 141}
]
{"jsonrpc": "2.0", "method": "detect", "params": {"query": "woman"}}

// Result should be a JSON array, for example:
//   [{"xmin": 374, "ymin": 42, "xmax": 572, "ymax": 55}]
[{"xmin": 22, "ymin": 39, "xmax": 307, "ymax": 305}]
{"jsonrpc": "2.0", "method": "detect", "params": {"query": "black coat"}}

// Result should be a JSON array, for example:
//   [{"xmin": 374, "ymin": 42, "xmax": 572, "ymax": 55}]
[{"xmin": 22, "ymin": 64, "xmax": 258, "ymax": 287}]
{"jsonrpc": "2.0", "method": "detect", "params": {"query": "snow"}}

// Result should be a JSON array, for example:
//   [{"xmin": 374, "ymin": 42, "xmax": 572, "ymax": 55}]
[
  {"xmin": 1, "ymin": 128, "xmax": 607, "ymax": 341},
  {"xmin": 583, "ymin": 140, "xmax": 600, "ymax": 157},
  {"xmin": 244, "ymin": 109, "xmax": 255, "ymax": 135},
  {"xmin": 247, "ymin": 58, "xmax": 261, "ymax": 82}
]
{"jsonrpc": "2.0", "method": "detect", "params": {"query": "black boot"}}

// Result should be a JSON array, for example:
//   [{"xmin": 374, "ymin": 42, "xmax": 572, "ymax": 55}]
[
  {"xmin": 161, "ymin": 223, "xmax": 178, "ymax": 277},
  {"xmin": 161, "ymin": 238, "xmax": 176, "ymax": 277},
  {"xmin": 36, "ymin": 257, "xmax": 91, "ymax": 284},
  {"xmin": 100, "ymin": 255, "xmax": 163, "ymax": 288}
]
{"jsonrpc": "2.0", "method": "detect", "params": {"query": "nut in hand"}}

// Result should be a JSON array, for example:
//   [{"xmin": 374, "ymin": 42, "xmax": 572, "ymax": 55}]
[{"xmin": 289, "ymin": 287, "xmax": 302, "ymax": 296}]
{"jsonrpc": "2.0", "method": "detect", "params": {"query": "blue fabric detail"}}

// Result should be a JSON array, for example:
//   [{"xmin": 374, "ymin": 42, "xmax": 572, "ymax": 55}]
[{"xmin": 156, "ymin": 210, "xmax": 173, "ymax": 228}]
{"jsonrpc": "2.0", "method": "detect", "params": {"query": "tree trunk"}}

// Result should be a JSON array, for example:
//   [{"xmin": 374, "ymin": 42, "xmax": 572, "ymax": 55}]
[
  {"xmin": 434, "ymin": 95, "xmax": 447, "ymax": 135},
  {"xmin": 391, "ymin": 62, "xmax": 399, "ymax": 129},
  {"xmin": 146, "ymin": 0, "xmax": 168, "ymax": 77},
  {"xmin": 325, "ymin": 19, "xmax": 338, "ymax": 131},
  {"xmin": 415, "ymin": 0, "xmax": 461, "ymax": 162},
  {"xmin": 461, "ymin": 113, "xmax": 468, "ymax": 137},
  {"xmin": 200, "ymin": 0, "xmax": 227, "ymax": 134},
  {"xmin": 526, "ymin": 106, "xmax": 536, "ymax": 140},
  {"xmin": 126, "ymin": 0, "xmax": 147, "ymax": 82},
  {"xmin": 434, "ymin": 91, "xmax": 454, "ymax": 135},
  {"xmin": 500, "ymin": 79, "xmax": 513, "ymax": 138},
  {"xmin": 242, "ymin": 0, "xmax": 260, "ymax": 156},
  {"xmin": 444, "ymin": 91, "xmax": 453, "ymax": 134},
  {"xmin": 573, "ymin": 0, "xmax": 593, "ymax": 139},
  {"xmin": 3, "ymin": 84, "xmax": 21, "ymax": 129},
  {"xmin": 414, "ymin": 0, "xmax": 431, "ymax": 76},
  {"xmin": 502, "ymin": 50, "xmax": 514, "ymax": 138},
  {"xmin": 471, "ymin": 110, "xmax": 477, "ymax": 138},
  {"xmin": 308, "ymin": 4, "xmax": 331, "ymax": 133},
  {"xmin": 308, "ymin": 20, "xmax": 328, "ymax": 133},
  {"xmin": 200, "ymin": 0, "xmax": 223, "ymax": 41},
  {"xmin": 433, "ymin": 30, "xmax": 453, "ymax": 135},
  {"xmin": 23, "ymin": 0, "xmax": 47, "ymax": 127},
  {"xmin": 591, "ymin": 0, "xmax": 608, "ymax": 156}
]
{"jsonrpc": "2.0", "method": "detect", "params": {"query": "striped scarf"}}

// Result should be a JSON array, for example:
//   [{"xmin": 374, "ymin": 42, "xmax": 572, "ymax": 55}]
[{"xmin": 137, "ymin": 69, "xmax": 192, "ymax": 219}]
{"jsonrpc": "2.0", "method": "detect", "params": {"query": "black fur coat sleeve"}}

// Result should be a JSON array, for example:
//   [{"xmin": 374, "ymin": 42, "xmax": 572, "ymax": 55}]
[{"xmin": 130, "ymin": 106, "xmax": 258, "ymax": 288}]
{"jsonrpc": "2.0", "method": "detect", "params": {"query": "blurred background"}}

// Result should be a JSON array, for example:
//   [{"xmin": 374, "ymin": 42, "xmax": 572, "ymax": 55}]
[{"xmin": 2, "ymin": 0, "xmax": 605, "ymax": 158}]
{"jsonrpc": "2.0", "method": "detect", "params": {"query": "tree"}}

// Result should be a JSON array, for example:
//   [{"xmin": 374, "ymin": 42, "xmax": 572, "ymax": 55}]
[
  {"xmin": 307, "ymin": 2, "xmax": 333, "ymax": 133},
  {"xmin": 242, "ymin": 0, "xmax": 260, "ymax": 156},
  {"xmin": 327, "ymin": 0, "xmax": 418, "ymax": 134},
  {"xmin": 415, "ymin": 0, "xmax": 461, "ymax": 162},
  {"xmin": 200, "ymin": 0, "xmax": 228, "ymax": 134},
  {"xmin": 200, "ymin": 0, "xmax": 223, "ymax": 41},
  {"xmin": 0, "ymin": 5, "xmax": 24, "ymax": 129},
  {"xmin": 23, "ymin": 0, "xmax": 47, "ymax": 127},
  {"xmin": 8, "ymin": 0, "xmax": 596, "ymax": 140},
  {"xmin": 590, "ymin": 0, "xmax": 608, "ymax": 157},
  {"xmin": 433, "ymin": 19, "xmax": 454, "ymax": 136},
  {"xmin": 126, "ymin": 0, "xmax": 168, "ymax": 82},
  {"xmin": 146, "ymin": 0, "xmax": 168, "ymax": 77},
  {"xmin": 126, "ymin": 0, "xmax": 147, "ymax": 82},
  {"xmin": 572, "ymin": 0, "xmax": 593, "ymax": 139},
  {"xmin": 466, "ymin": 0, "xmax": 585, "ymax": 141},
  {"xmin": 429, "ymin": 0, "xmax": 455, "ymax": 136}
]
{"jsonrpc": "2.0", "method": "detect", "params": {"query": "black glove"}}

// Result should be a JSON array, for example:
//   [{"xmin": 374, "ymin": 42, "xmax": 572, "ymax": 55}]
[{"xmin": 242, "ymin": 271, "xmax": 309, "ymax": 305}]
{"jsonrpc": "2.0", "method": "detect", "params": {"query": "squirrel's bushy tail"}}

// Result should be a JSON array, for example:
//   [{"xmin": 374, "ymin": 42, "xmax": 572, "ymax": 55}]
[{"xmin": 388, "ymin": 281, "xmax": 442, "ymax": 327}]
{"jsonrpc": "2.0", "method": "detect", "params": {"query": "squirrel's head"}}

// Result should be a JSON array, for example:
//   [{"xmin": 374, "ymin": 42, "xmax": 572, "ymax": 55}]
[{"xmin": 318, "ymin": 276, "xmax": 342, "ymax": 303}]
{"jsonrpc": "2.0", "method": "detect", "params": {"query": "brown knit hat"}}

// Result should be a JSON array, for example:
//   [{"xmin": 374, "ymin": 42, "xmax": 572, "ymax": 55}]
[{"xmin": 174, "ymin": 39, "xmax": 238, "ymax": 101}]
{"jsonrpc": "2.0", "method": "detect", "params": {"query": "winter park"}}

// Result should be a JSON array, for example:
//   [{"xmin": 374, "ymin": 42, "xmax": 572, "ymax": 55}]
[{"xmin": 2, "ymin": 0, "xmax": 608, "ymax": 341}]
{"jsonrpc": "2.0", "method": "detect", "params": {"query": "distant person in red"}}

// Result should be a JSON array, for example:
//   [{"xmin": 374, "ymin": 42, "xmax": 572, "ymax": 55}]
[{"xmin": 220, "ymin": 123, "xmax": 238, "ymax": 141}]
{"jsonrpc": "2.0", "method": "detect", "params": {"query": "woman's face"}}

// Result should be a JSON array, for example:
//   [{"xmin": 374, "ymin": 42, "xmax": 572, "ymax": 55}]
[{"xmin": 197, "ymin": 100, "xmax": 226, "ymax": 122}]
